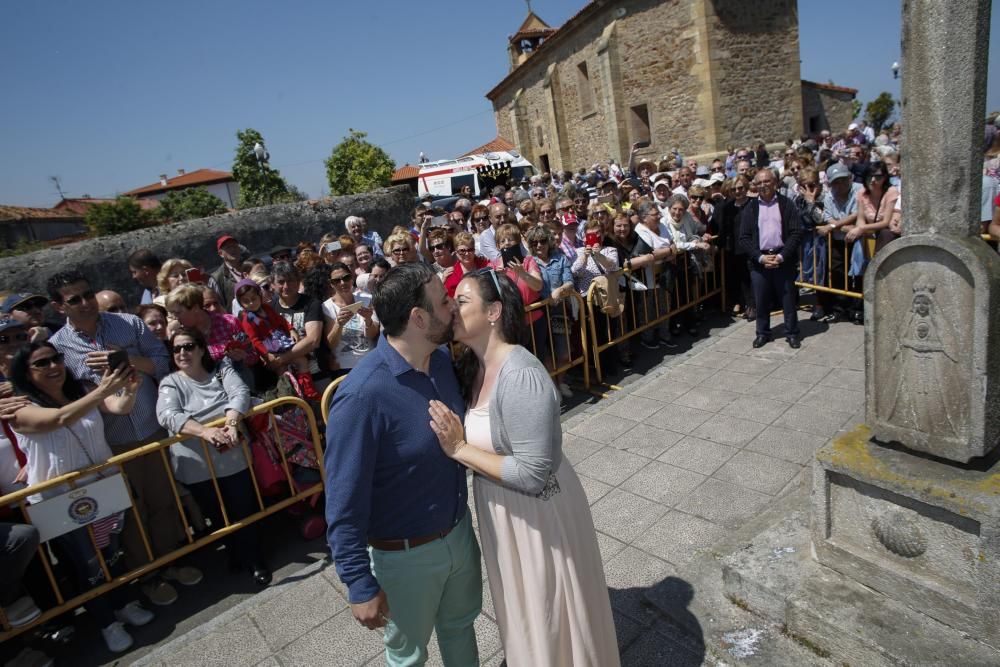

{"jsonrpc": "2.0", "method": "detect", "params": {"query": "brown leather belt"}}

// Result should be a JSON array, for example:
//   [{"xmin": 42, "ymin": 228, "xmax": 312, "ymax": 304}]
[{"xmin": 369, "ymin": 525, "xmax": 454, "ymax": 552}]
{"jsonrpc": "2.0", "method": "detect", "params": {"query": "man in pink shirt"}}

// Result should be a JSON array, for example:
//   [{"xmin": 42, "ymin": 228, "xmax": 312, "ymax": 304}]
[{"xmin": 738, "ymin": 169, "xmax": 804, "ymax": 348}]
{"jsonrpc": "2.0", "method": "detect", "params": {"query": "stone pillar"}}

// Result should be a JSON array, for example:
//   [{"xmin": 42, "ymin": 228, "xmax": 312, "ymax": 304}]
[
  {"xmin": 594, "ymin": 21, "xmax": 626, "ymax": 165},
  {"xmin": 541, "ymin": 64, "xmax": 567, "ymax": 174},
  {"xmin": 812, "ymin": 0, "xmax": 1000, "ymax": 646}
]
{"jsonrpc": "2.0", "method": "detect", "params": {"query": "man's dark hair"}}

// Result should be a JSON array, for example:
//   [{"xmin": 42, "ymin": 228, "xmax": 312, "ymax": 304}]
[
  {"xmin": 127, "ymin": 248, "xmax": 161, "ymax": 271},
  {"xmin": 372, "ymin": 263, "xmax": 438, "ymax": 337},
  {"xmin": 271, "ymin": 261, "xmax": 301, "ymax": 283},
  {"xmin": 46, "ymin": 270, "xmax": 89, "ymax": 303}
]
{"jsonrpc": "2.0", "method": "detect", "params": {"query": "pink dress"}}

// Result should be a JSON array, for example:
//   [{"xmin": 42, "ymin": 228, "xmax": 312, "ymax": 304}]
[{"xmin": 465, "ymin": 403, "xmax": 620, "ymax": 667}]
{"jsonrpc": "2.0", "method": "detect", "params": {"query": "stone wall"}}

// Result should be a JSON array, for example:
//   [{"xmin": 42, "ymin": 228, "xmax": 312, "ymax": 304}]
[
  {"xmin": 0, "ymin": 186, "xmax": 414, "ymax": 306},
  {"xmin": 489, "ymin": 0, "xmax": 802, "ymax": 172},
  {"xmin": 802, "ymin": 83, "xmax": 856, "ymax": 134}
]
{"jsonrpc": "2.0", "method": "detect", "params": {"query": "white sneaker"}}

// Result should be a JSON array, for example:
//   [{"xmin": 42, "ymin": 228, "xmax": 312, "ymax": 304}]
[
  {"xmin": 101, "ymin": 621, "xmax": 134, "ymax": 653},
  {"xmin": 5, "ymin": 595, "xmax": 41, "ymax": 627},
  {"xmin": 115, "ymin": 600, "xmax": 154, "ymax": 627},
  {"xmin": 163, "ymin": 565, "xmax": 203, "ymax": 586},
  {"xmin": 558, "ymin": 383, "xmax": 573, "ymax": 398},
  {"xmin": 4, "ymin": 647, "xmax": 53, "ymax": 667}
]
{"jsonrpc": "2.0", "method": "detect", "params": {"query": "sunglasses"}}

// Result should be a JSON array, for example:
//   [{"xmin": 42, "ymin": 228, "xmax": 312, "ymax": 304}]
[
  {"xmin": 391, "ymin": 248, "xmax": 408, "ymax": 256},
  {"xmin": 64, "ymin": 290, "xmax": 96, "ymax": 306},
  {"xmin": 540, "ymin": 209, "xmax": 555, "ymax": 216},
  {"xmin": 329, "ymin": 275, "xmax": 353, "ymax": 284},
  {"xmin": 474, "ymin": 268, "xmax": 502, "ymax": 294},
  {"xmin": 689, "ymin": 196, "xmax": 704, "ymax": 201},
  {"xmin": 472, "ymin": 215, "xmax": 489, "ymax": 222},
  {"xmin": 0, "ymin": 332, "xmax": 29, "ymax": 345},
  {"xmin": 30, "ymin": 353, "xmax": 64, "ymax": 369},
  {"xmin": 172, "ymin": 342, "xmax": 198, "ymax": 354},
  {"xmin": 801, "ymin": 183, "xmax": 820, "ymax": 190},
  {"xmin": 429, "ymin": 243, "xmax": 449, "ymax": 252},
  {"xmin": 530, "ymin": 239, "xmax": 548, "ymax": 246},
  {"xmin": 456, "ymin": 247, "xmax": 474, "ymax": 254}
]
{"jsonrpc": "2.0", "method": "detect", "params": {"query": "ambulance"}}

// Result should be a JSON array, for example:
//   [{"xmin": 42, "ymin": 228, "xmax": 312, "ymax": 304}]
[{"xmin": 416, "ymin": 150, "xmax": 536, "ymax": 198}]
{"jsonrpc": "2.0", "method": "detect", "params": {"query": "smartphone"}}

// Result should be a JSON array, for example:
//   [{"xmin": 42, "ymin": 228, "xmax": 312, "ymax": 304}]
[
  {"xmin": 585, "ymin": 231, "xmax": 600, "ymax": 247},
  {"xmin": 107, "ymin": 349, "xmax": 129, "ymax": 372},
  {"xmin": 185, "ymin": 267, "xmax": 207, "ymax": 284},
  {"xmin": 431, "ymin": 215, "xmax": 449, "ymax": 228},
  {"xmin": 597, "ymin": 194, "xmax": 614, "ymax": 205},
  {"xmin": 634, "ymin": 140, "xmax": 651, "ymax": 150},
  {"xmin": 324, "ymin": 241, "xmax": 342, "ymax": 254},
  {"xmin": 500, "ymin": 245, "xmax": 524, "ymax": 268}
]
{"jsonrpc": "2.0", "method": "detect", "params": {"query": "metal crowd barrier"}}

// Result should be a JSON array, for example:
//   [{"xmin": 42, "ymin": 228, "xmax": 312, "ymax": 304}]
[
  {"xmin": 523, "ymin": 292, "xmax": 590, "ymax": 390},
  {"xmin": 585, "ymin": 241, "xmax": 726, "ymax": 383},
  {"xmin": 0, "ymin": 397, "xmax": 325, "ymax": 641},
  {"xmin": 795, "ymin": 233, "xmax": 874, "ymax": 300}
]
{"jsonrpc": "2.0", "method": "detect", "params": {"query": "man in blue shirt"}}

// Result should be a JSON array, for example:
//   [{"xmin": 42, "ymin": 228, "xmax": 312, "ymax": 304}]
[{"xmin": 325, "ymin": 262, "xmax": 481, "ymax": 666}]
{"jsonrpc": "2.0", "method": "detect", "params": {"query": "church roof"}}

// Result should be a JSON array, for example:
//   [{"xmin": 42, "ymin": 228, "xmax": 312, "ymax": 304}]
[{"xmin": 511, "ymin": 11, "xmax": 554, "ymax": 41}]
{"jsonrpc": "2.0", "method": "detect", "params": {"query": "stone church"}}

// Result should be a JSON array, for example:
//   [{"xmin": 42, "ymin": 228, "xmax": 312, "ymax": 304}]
[{"xmin": 486, "ymin": 0, "xmax": 856, "ymax": 174}]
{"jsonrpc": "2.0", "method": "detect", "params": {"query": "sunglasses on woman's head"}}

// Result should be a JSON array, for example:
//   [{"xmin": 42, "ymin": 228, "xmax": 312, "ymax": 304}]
[
  {"xmin": 0, "ymin": 332, "xmax": 29, "ymax": 345},
  {"xmin": 172, "ymin": 343, "xmax": 198, "ymax": 354},
  {"xmin": 30, "ymin": 353, "xmax": 64, "ymax": 369},
  {"xmin": 473, "ymin": 268, "xmax": 502, "ymax": 295}
]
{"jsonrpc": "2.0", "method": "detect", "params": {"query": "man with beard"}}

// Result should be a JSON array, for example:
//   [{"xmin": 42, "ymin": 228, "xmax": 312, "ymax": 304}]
[{"xmin": 325, "ymin": 262, "xmax": 481, "ymax": 666}]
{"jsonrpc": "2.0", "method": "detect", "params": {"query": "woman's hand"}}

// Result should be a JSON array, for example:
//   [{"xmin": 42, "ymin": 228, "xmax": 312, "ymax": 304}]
[
  {"xmin": 506, "ymin": 258, "xmax": 525, "ymax": 275},
  {"xmin": 221, "ymin": 424, "xmax": 240, "ymax": 447},
  {"xmin": 202, "ymin": 426, "xmax": 234, "ymax": 450},
  {"xmin": 97, "ymin": 364, "xmax": 134, "ymax": 396},
  {"xmin": 845, "ymin": 225, "xmax": 865, "ymax": 242},
  {"xmin": 0, "ymin": 395, "xmax": 31, "ymax": 421},
  {"xmin": 428, "ymin": 400, "xmax": 467, "ymax": 459},
  {"xmin": 440, "ymin": 266, "xmax": 455, "ymax": 281}
]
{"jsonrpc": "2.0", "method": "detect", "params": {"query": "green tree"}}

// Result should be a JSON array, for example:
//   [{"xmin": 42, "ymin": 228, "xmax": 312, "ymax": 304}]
[
  {"xmin": 85, "ymin": 196, "xmax": 159, "ymax": 236},
  {"xmin": 231, "ymin": 128, "xmax": 292, "ymax": 208},
  {"xmin": 865, "ymin": 92, "xmax": 897, "ymax": 134},
  {"xmin": 324, "ymin": 129, "xmax": 395, "ymax": 196},
  {"xmin": 852, "ymin": 99, "xmax": 863, "ymax": 121},
  {"xmin": 158, "ymin": 186, "xmax": 229, "ymax": 222}
]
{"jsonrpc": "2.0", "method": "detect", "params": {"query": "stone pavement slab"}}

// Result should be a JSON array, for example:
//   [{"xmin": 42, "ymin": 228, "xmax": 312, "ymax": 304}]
[{"xmin": 131, "ymin": 313, "xmax": 865, "ymax": 666}]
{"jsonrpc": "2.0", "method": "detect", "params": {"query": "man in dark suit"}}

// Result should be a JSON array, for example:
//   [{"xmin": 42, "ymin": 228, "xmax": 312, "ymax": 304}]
[{"xmin": 738, "ymin": 168, "xmax": 803, "ymax": 348}]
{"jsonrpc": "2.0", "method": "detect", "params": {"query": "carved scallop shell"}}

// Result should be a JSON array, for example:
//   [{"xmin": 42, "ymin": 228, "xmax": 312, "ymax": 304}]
[{"xmin": 871, "ymin": 511, "xmax": 927, "ymax": 558}]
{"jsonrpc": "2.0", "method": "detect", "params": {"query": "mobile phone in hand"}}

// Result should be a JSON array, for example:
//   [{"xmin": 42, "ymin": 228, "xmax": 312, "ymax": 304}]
[
  {"xmin": 185, "ymin": 267, "xmax": 207, "ymax": 284},
  {"xmin": 500, "ymin": 245, "xmax": 524, "ymax": 268},
  {"xmin": 107, "ymin": 349, "xmax": 129, "ymax": 372},
  {"xmin": 585, "ymin": 231, "xmax": 600, "ymax": 247}
]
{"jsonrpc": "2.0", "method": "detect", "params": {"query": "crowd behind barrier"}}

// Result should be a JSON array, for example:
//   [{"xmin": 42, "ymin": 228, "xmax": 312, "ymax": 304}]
[
  {"xmin": 0, "ymin": 397, "xmax": 324, "ymax": 642},
  {"xmin": 3, "ymin": 113, "xmax": 1000, "ymax": 662}
]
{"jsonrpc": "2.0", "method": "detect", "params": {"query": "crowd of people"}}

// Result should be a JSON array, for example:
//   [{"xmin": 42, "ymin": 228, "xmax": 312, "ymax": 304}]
[{"xmin": 1, "ymin": 113, "xmax": 999, "ymax": 665}]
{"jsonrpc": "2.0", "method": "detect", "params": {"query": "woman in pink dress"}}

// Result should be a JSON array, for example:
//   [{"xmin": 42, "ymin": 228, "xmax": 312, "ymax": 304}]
[{"xmin": 428, "ymin": 270, "xmax": 619, "ymax": 667}]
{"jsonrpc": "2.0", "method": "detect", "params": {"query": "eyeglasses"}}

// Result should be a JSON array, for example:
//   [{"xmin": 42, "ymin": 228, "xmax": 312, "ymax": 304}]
[
  {"xmin": 711, "ymin": 167, "xmax": 725, "ymax": 173},
  {"xmin": 449, "ymin": 218, "xmax": 464, "ymax": 225},
  {"xmin": 531, "ymin": 193, "xmax": 545, "ymax": 198},
  {"xmin": 0, "ymin": 332, "xmax": 29, "ymax": 345},
  {"xmin": 540, "ymin": 209, "xmax": 555, "ymax": 216},
  {"xmin": 689, "ymin": 196, "xmax": 704, "ymax": 201},
  {"xmin": 429, "ymin": 243, "xmax": 449, "ymax": 252},
  {"xmin": 474, "ymin": 268, "xmax": 502, "ymax": 294},
  {"xmin": 801, "ymin": 183, "xmax": 820, "ymax": 191},
  {"xmin": 472, "ymin": 215, "xmax": 488, "ymax": 222},
  {"xmin": 64, "ymin": 290, "xmax": 96, "ymax": 306},
  {"xmin": 30, "ymin": 353, "xmax": 64, "ymax": 369},
  {"xmin": 391, "ymin": 248, "xmax": 408, "ymax": 256},
  {"xmin": 329, "ymin": 275, "xmax": 353, "ymax": 284},
  {"xmin": 172, "ymin": 342, "xmax": 198, "ymax": 354},
  {"xmin": 456, "ymin": 247, "xmax": 474, "ymax": 255},
  {"xmin": 530, "ymin": 239, "xmax": 548, "ymax": 246},
  {"xmin": 557, "ymin": 206, "xmax": 573, "ymax": 212}
]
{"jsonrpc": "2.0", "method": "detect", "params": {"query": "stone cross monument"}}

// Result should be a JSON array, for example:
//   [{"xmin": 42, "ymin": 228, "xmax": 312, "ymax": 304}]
[{"xmin": 812, "ymin": 0, "xmax": 1000, "ymax": 647}]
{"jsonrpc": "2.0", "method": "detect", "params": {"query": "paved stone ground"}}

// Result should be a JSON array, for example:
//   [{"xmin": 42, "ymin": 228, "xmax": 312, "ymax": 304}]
[{"xmin": 121, "ymin": 310, "xmax": 866, "ymax": 666}]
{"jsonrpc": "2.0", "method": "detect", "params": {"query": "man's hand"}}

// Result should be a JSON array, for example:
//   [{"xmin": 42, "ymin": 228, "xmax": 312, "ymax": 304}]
[
  {"xmin": 352, "ymin": 590, "xmax": 390, "ymax": 630},
  {"xmin": 0, "ymin": 395, "xmax": 31, "ymax": 421},
  {"xmin": 85, "ymin": 350, "xmax": 113, "ymax": 373}
]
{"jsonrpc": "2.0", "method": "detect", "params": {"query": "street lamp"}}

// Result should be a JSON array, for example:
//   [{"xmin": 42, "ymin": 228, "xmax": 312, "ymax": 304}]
[{"xmin": 891, "ymin": 61, "xmax": 900, "ymax": 79}]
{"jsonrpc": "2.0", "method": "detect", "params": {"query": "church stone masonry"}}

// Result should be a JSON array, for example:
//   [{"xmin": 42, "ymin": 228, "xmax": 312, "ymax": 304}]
[{"xmin": 486, "ymin": 0, "xmax": 847, "ymax": 173}]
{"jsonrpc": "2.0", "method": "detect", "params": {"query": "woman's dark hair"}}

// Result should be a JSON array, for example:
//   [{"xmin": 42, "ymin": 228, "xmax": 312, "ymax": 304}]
[
  {"xmin": 302, "ymin": 263, "xmax": 333, "ymax": 302},
  {"xmin": 168, "ymin": 327, "xmax": 215, "ymax": 373},
  {"xmin": 135, "ymin": 303, "xmax": 167, "ymax": 320},
  {"xmin": 861, "ymin": 161, "xmax": 890, "ymax": 193},
  {"xmin": 10, "ymin": 342, "xmax": 86, "ymax": 408},
  {"xmin": 328, "ymin": 262, "xmax": 353, "ymax": 286},
  {"xmin": 454, "ymin": 270, "xmax": 527, "ymax": 402}
]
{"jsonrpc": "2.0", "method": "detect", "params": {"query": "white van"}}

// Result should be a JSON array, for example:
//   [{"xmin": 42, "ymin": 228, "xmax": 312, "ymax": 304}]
[{"xmin": 416, "ymin": 151, "xmax": 536, "ymax": 198}]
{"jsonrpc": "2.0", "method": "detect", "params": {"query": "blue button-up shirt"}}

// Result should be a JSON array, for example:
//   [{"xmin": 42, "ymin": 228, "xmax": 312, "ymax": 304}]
[
  {"xmin": 325, "ymin": 335, "xmax": 467, "ymax": 604},
  {"xmin": 49, "ymin": 313, "xmax": 170, "ymax": 448},
  {"xmin": 534, "ymin": 251, "xmax": 573, "ymax": 299}
]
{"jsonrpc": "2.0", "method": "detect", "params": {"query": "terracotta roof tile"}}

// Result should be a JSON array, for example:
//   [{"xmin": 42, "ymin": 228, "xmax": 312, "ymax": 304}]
[
  {"xmin": 462, "ymin": 136, "xmax": 516, "ymax": 156},
  {"xmin": 391, "ymin": 165, "xmax": 421, "ymax": 182},
  {"xmin": 54, "ymin": 197, "xmax": 159, "ymax": 214},
  {"xmin": 801, "ymin": 79, "xmax": 858, "ymax": 95},
  {"xmin": 124, "ymin": 168, "xmax": 234, "ymax": 196},
  {"xmin": 0, "ymin": 205, "xmax": 83, "ymax": 223}
]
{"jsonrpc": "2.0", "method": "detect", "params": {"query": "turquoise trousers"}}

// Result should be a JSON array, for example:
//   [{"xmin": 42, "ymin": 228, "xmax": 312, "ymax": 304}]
[{"xmin": 370, "ymin": 510, "xmax": 482, "ymax": 666}]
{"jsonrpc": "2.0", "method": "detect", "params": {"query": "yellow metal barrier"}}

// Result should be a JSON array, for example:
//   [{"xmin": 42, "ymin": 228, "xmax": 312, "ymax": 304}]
[
  {"xmin": 585, "ymin": 241, "xmax": 725, "ymax": 384},
  {"xmin": 320, "ymin": 375, "xmax": 348, "ymax": 425},
  {"xmin": 795, "ymin": 233, "xmax": 864, "ymax": 299},
  {"xmin": 523, "ymin": 292, "xmax": 590, "ymax": 390},
  {"xmin": 0, "ymin": 396, "xmax": 325, "ymax": 642}
]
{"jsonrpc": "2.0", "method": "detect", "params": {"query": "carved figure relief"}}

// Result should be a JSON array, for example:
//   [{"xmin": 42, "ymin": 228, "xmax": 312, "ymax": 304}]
[{"xmin": 882, "ymin": 276, "xmax": 965, "ymax": 438}]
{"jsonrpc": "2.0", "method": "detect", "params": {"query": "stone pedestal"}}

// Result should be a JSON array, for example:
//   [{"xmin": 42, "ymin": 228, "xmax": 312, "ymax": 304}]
[{"xmin": 812, "ymin": 426, "xmax": 1000, "ymax": 645}]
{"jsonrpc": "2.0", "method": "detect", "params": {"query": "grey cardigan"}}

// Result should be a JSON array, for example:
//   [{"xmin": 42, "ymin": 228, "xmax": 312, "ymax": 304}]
[{"xmin": 488, "ymin": 345, "xmax": 562, "ymax": 495}]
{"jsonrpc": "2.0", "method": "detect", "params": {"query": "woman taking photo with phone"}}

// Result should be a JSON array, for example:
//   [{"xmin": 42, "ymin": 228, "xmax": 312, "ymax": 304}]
[
  {"xmin": 489, "ymin": 223, "xmax": 544, "ymax": 348},
  {"xmin": 9, "ymin": 343, "xmax": 154, "ymax": 653},
  {"xmin": 428, "ymin": 270, "xmax": 619, "ymax": 666}
]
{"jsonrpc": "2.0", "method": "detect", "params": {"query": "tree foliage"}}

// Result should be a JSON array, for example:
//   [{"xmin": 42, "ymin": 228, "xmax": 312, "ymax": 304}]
[
  {"xmin": 231, "ymin": 128, "xmax": 294, "ymax": 208},
  {"xmin": 158, "ymin": 186, "xmax": 228, "ymax": 222},
  {"xmin": 325, "ymin": 129, "xmax": 395, "ymax": 196},
  {"xmin": 865, "ymin": 92, "xmax": 897, "ymax": 134},
  {"xmin": 85, "ymin": 196, "xmax": 159, "ymax": 236},
  {"xmin": 852, "ymin": 99, "xmax": 863, "ymax": 121}
]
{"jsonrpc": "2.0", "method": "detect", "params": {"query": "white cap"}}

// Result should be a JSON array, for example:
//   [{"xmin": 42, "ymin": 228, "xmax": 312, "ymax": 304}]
[
  {"xmin": 848, "ymin": 123, "xmax": 858, "ymax": 131},
  {"xmin": 709, "ymin": 173, "xmax": 726, "ymax": 185}
]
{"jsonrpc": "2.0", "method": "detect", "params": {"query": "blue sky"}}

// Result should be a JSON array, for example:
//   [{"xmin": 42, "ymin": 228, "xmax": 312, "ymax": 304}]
[{"xmin": 1, "ymin": 0, "xmax": 996, "ymax": 207}]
